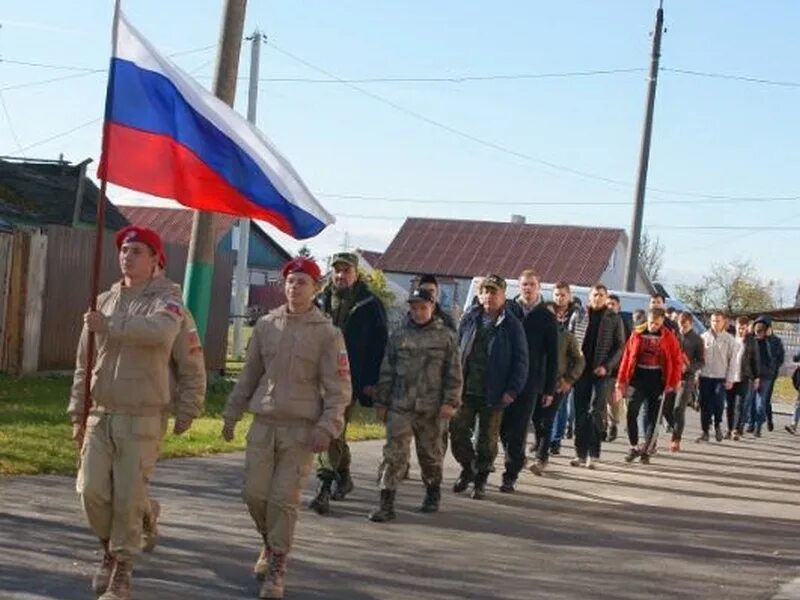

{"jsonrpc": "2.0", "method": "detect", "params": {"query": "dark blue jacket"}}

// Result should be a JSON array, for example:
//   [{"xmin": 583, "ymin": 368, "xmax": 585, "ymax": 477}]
[{"xmin": 458, "ymin": 306, "xmax": 529, "ymax": 407}]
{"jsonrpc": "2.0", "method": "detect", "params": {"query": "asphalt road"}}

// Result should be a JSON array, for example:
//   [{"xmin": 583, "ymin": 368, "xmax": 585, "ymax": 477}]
[{"xmin": 1, "ymin": 417, "xmax": 799, "ymax": 600}]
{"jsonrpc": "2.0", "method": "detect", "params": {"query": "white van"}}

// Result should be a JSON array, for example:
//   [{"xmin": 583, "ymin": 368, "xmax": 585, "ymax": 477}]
[{"xmin": 462, "ymin": 277, "xmax": 705, "ymax": 332}]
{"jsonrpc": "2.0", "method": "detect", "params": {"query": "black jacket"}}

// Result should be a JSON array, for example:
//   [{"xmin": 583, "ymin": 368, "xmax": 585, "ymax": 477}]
[
  {"xmin": 319, "ymin": 280, "xmax": 388, "ymax": 406},
  {"xmin": 582, "ymin": 307, "xmax": 625, "ymax": 375},
  {"xmin": 738, "ymin": 334, "xmax": 760, "ymax": 382},
  {"xmin": 507, "ymin": 299, "xmax": 558, "ymax": 397},
  {"xmin": 679, "ymin": 328, "xmax": 705, "ymax": 381}
]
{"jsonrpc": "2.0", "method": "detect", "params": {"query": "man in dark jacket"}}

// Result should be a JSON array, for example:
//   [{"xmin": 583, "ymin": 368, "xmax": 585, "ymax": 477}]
[
  {"xmin": 727, "ymin": 316, "xmax": 760, "ymax": 440},
  {"xmin": 750, "ymin": 316, "xmax": 783, "ymax": 436},
  {"xmin": 759, "ymin": 317, "xmax": 785, "ymax": 431},
  {"xmin": 571, "ymin": 283, "xmax": 625, "ymax": 469},
  {"xmin": 450, "ymin": 274, "xmax": 528, "ymax": 500},
  {"xmin": 500, "ymin": 270, "xmax": 557, "ymax": 493},
  {"xmin": 664, "ymin": 311, "xmax": 705, "ymax": 451},
  {"xmin": 311, "ymin": 252, "xmax": 388, "ymax": 514}
]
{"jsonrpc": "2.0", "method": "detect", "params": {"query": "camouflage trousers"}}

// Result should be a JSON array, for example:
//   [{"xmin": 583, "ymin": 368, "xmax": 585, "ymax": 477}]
[
  {"xmin": 378, "ymin": 409, "xmax": 445, "ymax": 490},
  {"xmin": 449, "ymin": 395, "xmax": 504, "ymax": 475},
  {"xmin": 316, "ymin": 400, "xmax": 355, "ymax": 481},
  {"xmin": 76, "ymin": 413, "xmax": 162, "ymax": 556}
]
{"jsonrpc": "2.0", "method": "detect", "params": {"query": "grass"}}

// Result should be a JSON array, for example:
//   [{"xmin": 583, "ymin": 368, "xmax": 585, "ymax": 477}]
[
  {"xmin": 0, "ymin": 373, "xmax": 384, "ymax": 476},
  {"xmin": 773, "ymin": 375, "xmax": 798, "ymax": 405}
]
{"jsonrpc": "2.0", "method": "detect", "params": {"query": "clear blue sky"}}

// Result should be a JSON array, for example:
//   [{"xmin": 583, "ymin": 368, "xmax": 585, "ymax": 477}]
[{"xmin": 1, "ymin": 1, "xmax": 798, "ymax": 301}]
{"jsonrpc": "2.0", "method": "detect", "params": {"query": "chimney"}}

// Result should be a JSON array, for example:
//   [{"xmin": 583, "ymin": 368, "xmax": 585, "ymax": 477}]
[{"xmin": 511, "ymin": 214, "xmax": 526, "ymax": 224}]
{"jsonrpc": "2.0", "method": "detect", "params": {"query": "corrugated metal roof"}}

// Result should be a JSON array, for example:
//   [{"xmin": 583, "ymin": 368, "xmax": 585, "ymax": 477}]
[
  {"xmin": 116, "ymin": 205, "xmax": 236, "ymax": 246},
  {"xmin": 375, "ymin": 217, "xmax": 625, "ymax": 286}
]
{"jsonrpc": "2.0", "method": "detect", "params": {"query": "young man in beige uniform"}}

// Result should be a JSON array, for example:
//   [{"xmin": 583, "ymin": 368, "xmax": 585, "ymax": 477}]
[
  {"xmin": 222, "ymin": 257, "xmax": 351, "ymax": 600},
  {"xmin": 140, "ymin": 270, "xmax": 207, "ymax": 553},
  {"xmin": 68, "ymin": 226, "xmax": 185, "ymax": 600}
]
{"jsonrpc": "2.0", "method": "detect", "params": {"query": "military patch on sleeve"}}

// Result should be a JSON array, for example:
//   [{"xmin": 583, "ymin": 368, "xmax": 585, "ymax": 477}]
[
  {"xmin": 163, "ymin": 300, "xmax": 183, "ymax": 319},
  {"xmin": 337, "ymin": 351, "xmax": 351, "ymax": 379},
  {"xmin": 187, "ymin": 329, "xmax": 203, "ymax": 354}
]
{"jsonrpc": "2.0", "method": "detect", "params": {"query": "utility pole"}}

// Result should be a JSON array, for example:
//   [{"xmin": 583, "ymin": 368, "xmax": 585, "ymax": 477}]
[
  {"xmin": 184, "ymin": 0, "xmax": 247, "ymax": 342},
  {"xmin": 623, "ymin": 1, "xmax": 664, "ymax": 292},
  {"xmin": 232, "ymin": 29, "xmax": 262, "ymax": 358}
]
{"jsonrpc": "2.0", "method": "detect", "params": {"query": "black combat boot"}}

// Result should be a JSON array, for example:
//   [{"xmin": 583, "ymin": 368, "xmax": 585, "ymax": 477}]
[
  {"xmin": 331, "ymin": 471, "xmax": 354, "ymax": 501},
  {"xmin": 452, "ymin": 468, "xmax": 474, "ymax": 493},
  {"xmin": 419, "ymin": 485, "xmax": 441, "ymax": 513},
  {"xmin": 309, "ymin": 478, "xmax": 333, "ymax": 515},
  {"xmin": 368, "ymin": 489, "xmax": 396, "ymax": 522},
  {"xmin": 471, "ymin": 472, "xmax": 488, "ymax": 500}
]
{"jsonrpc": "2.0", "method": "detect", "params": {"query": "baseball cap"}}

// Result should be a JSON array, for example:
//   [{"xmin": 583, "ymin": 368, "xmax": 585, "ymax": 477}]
[
  {"xmin": 479, "ymin": 274, "xmax": 506, "ymax": 291},
  {"xmin": 282, "ymin": 257, "xmax": 322, "ymax": 280},
  {"xmin": 330, "ymin": 252, "xmax": 359, "ymax": 269},
  {"xmin": 408, "ymin": 288, "xmax": 435, "ymax": 304}
]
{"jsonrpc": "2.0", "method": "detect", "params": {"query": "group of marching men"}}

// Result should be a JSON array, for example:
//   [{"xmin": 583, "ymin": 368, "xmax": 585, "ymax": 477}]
[{"xmin": 66, "ymin": 226, "xmax": 792, "ymax": 600}]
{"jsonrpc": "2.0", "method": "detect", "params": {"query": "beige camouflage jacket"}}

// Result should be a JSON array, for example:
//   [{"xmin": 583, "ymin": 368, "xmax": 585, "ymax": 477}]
[
  {"xmin": 376, "ymin": 316, "xmax": 463, "ymax": 413},
  {"xmin": 223, "ymin": 304, "xmax": 351, "ymax": 439},
  {"xmin": 168, "ymin": 308, "xmax": 206, "ymax": 422},
  {"xmin": 68, "ymin": 276, "xmax": 184, "ymax": 422}
]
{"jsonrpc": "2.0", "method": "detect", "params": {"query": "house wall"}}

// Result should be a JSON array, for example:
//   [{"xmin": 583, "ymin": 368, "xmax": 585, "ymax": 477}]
[
  {"xmin": 599, "ymin": 240, "xmax": 652, "ymax": 294},
  {"xmin": 219, "ymin": 228, "xmax": 288, "ymax": 271},
  {"xmin": 385, "ymin": 271, "xmax": 471, "ymax": 315}
]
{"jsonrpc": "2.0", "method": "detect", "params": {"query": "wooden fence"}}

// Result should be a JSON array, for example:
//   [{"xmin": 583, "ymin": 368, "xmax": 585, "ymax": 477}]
[{"xmin": 1, "ymin": 225, "xmax": 233, "ymax": 374}]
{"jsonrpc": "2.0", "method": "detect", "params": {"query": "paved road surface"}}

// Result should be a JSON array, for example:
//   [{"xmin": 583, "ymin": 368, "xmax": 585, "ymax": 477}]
[{"xmin": 1, "ymin": 419, "xmax": 799, "ymax": 600}]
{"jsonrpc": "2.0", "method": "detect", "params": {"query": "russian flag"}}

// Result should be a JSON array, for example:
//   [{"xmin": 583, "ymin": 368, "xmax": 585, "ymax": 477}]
[{"xmin": 98, "ymin": 11, "xmax": 334, "ymax": 239}]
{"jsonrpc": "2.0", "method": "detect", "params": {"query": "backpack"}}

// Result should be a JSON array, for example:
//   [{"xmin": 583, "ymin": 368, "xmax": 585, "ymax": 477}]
[{"xmin": 792, "ymin": 366, "xmax": 800, "ymax": 392}]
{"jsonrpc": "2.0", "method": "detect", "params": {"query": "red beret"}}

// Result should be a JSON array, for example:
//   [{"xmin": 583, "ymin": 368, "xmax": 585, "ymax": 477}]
[
  {"xmin": 115, "ymin": 226, "xmax": 166, "ymax": 268},
  {"xmin": 281, "ymin": 257, "xmax": 321, "ymax": 281}
]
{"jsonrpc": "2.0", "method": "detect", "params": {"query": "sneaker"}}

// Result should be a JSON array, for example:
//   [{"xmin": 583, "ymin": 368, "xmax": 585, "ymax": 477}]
[
  {"xmin": 471, "ymin": 480, "xmax": 486, "ymax": 500},
  {"xmin": 768, "ymin": 420, "xmax": 775, "ymax": 432},
  {"xmin": 607, "ymin": 425, "xmax": 618, "ymax": 443},
  {"xmin": 566, "ymin": 426, "xmax": 574, "ymax": 440},
  {"xmin": 670, "ymin": 440, "xmax": 680, "ymax": 452},
  {"xmin": 585, "ymin": 457, "xmax": 597, "ymax": 470},
  {"xmin": 745, "ymin": 425, "xmax": 755, "ymax": 434},
  {"xmin": 549, "ymin": 441, "xmax": 561, "ymax": 455},
  {"xmin": 639, "ymin": 453, "xmax": 650, "ymax": 465},
  {"xmin": 569, "ymin": 456, "xmax": 583, "ymax": 467},
  {"xmin": 696, "ymin": 432, "xmax": 710, "ymax": 443},
  {"xmin": 733, "ymin": 431, "xmax": 741, "ymax": 441},
  {"xmin": 499, "ymin": 479, "xmax": 515, "ymax": 493},
  {"xmin": 724, "ymin": 431, "xmax": 732, "ymax": 440},
  {"xmin": 624, "ymin": 447, "xmax": 640, "ymax": 463},
  {"xmin": 755, "ymin": 426, "xmax": 762, "ymax": 438},
  {"xmin": 714, "ymin": 426, "xmax": 724, "ymax": 442},
  {"xmin": 528, "ymin": 459, "xmax": 547, "ymax": 476},
  {"xmin": 786, "ymin": 424, "xmax": 797, "ymax": 435}
]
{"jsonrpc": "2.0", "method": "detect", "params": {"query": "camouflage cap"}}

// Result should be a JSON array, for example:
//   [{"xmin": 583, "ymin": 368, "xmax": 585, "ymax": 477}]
[
  {"xmin": 479, "ymin": 274, "xmax": 506, "ymax": 291},
  {"xmin": 331, "ymin": 252, "xmax": 359, "ymax": 268}
]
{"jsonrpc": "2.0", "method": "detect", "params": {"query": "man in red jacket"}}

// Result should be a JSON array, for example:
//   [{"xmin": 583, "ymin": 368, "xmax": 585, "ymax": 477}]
[{"xmin": 615, "ymin": 308, "xmax": 683, "ymax": 464}]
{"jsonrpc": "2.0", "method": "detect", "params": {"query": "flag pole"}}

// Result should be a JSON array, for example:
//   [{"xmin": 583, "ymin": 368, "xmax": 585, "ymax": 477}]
[
  {"xmin": 184, "ymin": 0, "xmax": 247, "ymax": 343},
  {"xmin": 82, "ymin": 0, "xmax": 121, "ymax": 431}
]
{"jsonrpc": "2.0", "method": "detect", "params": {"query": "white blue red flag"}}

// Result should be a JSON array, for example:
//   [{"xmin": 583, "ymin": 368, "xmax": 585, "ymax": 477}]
[{"xmin": 98, "ymin": 10, "xmax": 334, "ymax": 239}]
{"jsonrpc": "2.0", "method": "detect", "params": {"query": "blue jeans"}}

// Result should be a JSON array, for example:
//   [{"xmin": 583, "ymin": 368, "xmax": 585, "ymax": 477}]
[
  {"xmin": 551, "ymin": 389, "xmax": 574, "ymax": 443},
  {"xmin": 793, "ymin": 394, "xmax": 800, "ymax": 426},
  {"xmin": 751, "ymin": 377, "xmax": 772, "ymax": 429},
  {"xmin": 699, "ymin": 377, "xmax": 726, "ymax": 433}
]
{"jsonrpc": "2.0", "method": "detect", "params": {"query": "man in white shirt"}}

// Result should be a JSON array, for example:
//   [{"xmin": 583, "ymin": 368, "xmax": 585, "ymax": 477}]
[{"xmin": 697, "ymin": 311, "xmax": 737, "ymax": 442}]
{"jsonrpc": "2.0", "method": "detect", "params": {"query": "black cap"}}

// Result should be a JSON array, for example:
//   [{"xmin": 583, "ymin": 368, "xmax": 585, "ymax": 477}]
[{"xmin": 408, "ymin": 288, "xmax": 436, "ymax": 304}]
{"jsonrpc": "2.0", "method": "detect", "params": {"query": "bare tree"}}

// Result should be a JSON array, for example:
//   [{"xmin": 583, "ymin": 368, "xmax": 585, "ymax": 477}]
[
  {"xmin": 676, "ymin": 259, "xmax": 776, "ymax": 316},
  {"xmin": 638, "ymin": 229, "xmax": 664, "ymax": 283}
]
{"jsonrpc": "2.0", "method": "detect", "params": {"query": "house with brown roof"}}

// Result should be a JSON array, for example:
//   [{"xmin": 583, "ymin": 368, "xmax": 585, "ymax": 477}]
[
  {"xmin": 116, "ymin": 206, "xmax": 291, "ymax": 310},
  {"xmin": 375, "ymin": 217, "xmax": 654, "ymax": 312}
]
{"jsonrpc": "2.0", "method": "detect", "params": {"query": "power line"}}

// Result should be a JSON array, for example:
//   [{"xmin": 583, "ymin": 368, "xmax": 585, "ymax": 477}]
[
  {"xmin": 0, "ymin": 58, "xmax": 99, "ymax": 72},
  {"xmin": 0, "ymin": 90, "xmax": 25, "ymax": 156},
  {"xmin": 319, "ymin": 192, "xmax": 800, "ymax": 206},
  {"xmin": 0, "ymin": 69, "xmax": 103, "ymax": 92},
  {"xmin": 662, "ymin": 67, "xmax": 800, "ymax": 89},
  {"xmin": 257, "ymin": 67, "xmax": 647, "ymax": 84},
  {"xmin": 17, "ymin": 117, "xmax": 101, "ymax": 153}
]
